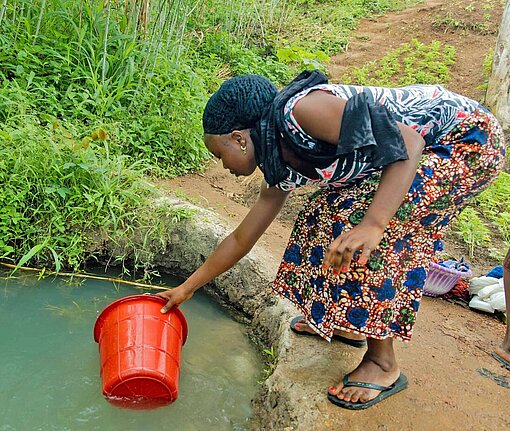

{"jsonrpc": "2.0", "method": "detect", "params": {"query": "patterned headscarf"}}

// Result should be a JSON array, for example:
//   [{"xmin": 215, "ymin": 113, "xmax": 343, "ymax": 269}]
[
  {"xmin": 202, "ymin": 70, "xmax": 407, "ymax": 187},
  {"xmin": 202, "ymin": 74, "xmax": 278, "ymax": 135}
]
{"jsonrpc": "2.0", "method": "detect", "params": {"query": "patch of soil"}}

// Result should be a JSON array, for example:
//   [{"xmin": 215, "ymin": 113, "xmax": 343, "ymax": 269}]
[
  {"xmin": 157, "ymin": 1, "xmax": 509, "ymax": 429},
  {"xmin": 329, "ymin": 0, "xmax": 504, "ymax": 102}
]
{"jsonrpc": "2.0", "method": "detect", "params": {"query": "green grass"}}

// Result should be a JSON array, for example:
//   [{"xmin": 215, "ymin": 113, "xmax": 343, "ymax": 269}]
[
  {"xmin": 451, "ymin": 173, "xmax": 510, "ymax": 261},
  {"xmin": 471, "ymin": 172, "xmax": 510, "ymax": 252},
  {"xmin": 280, "ymin": 0, "xmax": 422, "ymax": 55},
  {"xmin": 0, "ymin": 116, "xmax": 194, "ymax": 274},
  {"xmin": 453, "ymin": 207, "xmax": 492, "ymax": 259},
  {"xmin": 340, "ymin": 39, "xmax": 456, "ymax": 86}
]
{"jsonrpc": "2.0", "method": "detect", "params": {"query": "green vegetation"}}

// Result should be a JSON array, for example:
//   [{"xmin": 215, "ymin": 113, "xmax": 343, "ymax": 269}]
[
  {"xmin": 1, "ymin": 0, "xmax": 505, "ymax": 270},
  {"xmin": 453, "ymin": 207, "xmax": 492, "ymax": 259},
  {"xmin": 455, "ymin": 172, "xmax": 510, "ymax": 260},
  {"xmin": 280, "ymin": 0, "xmax": 421, "ymax": 54},
  {"xmin": 478, "ymin": 48, "xmax": 495, "ymax": 91},
  {"xmin": 258, "ymin": 345, "xmax": 278, "ymax": 384},
  {"xmin": 432, "ymin": 0, "xmax": 500, "ymax": 36},
  {"xmin": 0, "ymin": 0, "xmax": 418, "ymax": 270},
  {"xmin": 340, "ymin": 39, "xmax": 456, "ymax": 86},
  {"xmin": 432, "ymin": 14, "xmax": 495, "ymax": 35},
  {"xmin": 0, "ymin": 117, "xmax": 193, "ymax": 273}
]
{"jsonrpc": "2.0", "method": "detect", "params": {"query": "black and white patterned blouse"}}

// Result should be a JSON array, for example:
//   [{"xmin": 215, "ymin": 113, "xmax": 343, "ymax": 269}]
[{"xmin": 276, "ymin": 83, "xmax": 483, "ymax": 191}]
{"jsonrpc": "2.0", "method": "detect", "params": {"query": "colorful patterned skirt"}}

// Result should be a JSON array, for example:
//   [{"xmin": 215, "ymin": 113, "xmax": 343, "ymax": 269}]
[{"xmin": 272, "ymin": 110, "xmax": 506, "ymax": 342}]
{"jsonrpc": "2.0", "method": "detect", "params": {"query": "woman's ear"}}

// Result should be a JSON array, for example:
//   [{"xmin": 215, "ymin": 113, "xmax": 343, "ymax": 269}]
[{"xmin": 230, "ymin": 130, "xmax": 246, "ymax": 146}]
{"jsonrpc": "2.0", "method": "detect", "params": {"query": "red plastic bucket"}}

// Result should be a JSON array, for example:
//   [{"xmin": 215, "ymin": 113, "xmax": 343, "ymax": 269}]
[{"xmin": 93, "ymin": 294, "xmax": 188, "ymax": 409}]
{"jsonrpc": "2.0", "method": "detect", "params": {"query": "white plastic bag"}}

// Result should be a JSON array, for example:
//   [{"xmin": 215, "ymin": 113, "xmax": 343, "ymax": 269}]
[
  {"xmin": 477, "ymin": 280, "xmax": 504, "ymax": 300},
  {"xmin": 487, "ymin": 291, "xmax": 507, "ymax": 311},
  {"xmin": 468, "ymin": 276, "xmax": 500, "ymax": 295},
  {"xmin": 469, "ymin": 295, "xmax": 495, "ymax": 313}
]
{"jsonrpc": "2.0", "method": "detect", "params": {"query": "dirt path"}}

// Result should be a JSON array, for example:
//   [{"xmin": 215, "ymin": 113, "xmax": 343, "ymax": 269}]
[
  {"xmin": 158, "ymin": 1, "xmax": 509, "ymax": 429},
  {"xmin": 329, "ymin": 0, "xmax": 502, "ymax": 101}
]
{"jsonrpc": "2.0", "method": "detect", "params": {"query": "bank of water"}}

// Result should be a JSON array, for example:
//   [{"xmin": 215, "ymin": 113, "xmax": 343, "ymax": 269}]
[{"xmin": 0, "ymin": 271, "xmax": 261, "ymax": 431}]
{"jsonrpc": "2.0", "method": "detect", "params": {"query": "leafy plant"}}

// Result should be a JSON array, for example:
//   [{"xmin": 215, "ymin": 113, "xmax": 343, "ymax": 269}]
[
  {"xmin": 483, "ymin": 48, "xmax": 495, "ymax": 77},
  {"xmin": 341, "ymin": 39, "xmax": 456, "ymax": 86},
  {"xmin": 258, "ymin": 345, "xmax": 278, "ymax": 383},
  {"xmin": 277, "ymin": 45, "xmax": 330, "ymax": 72},
  {"xmin": 453, "ymin": 207, "xmax": 491, "ymax": 258}
]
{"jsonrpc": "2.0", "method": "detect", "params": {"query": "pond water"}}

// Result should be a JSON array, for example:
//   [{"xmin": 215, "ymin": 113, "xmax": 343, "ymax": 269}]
[{"xmin": 0, "ymin": 271, "xmax": 261, "ymax": 431}]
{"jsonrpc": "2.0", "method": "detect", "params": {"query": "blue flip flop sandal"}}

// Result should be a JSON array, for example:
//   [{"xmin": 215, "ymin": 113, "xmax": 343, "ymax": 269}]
[
  {"xmin": 492, "ymin": 352, "xmax": 510, "ymax": 371},
  {"xmin": 327, "ymin": 372, "xmax": 408, "ymax": 410},
  {"xmin": 290, "ymin": 315, "xmax": 367, "ymax": 348}
]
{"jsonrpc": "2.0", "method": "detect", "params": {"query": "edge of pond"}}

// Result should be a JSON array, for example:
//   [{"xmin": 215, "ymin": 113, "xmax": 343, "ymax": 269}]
[{"xmin": 97, "ymin": 196, "xmax": 316, "ymax": 430}]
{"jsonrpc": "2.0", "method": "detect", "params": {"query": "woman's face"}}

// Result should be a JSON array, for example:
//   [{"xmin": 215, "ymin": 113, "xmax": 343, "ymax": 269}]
[{"xmin": 204, "ymin": 130, "xmax": 258, "ymax": 177}]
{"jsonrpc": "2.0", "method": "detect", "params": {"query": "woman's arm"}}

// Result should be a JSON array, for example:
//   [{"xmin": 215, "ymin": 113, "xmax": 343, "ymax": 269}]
[
  {"xmin": 292, "ymin": 91, "xmax": 425, "ymax": 271},
  {"xmin": 325, "ymin": 123, "xmax": 425, "ymax": 271},
  {"xmin": 158, "ymin": 182, "xmax": 289, "ymax": 312}
]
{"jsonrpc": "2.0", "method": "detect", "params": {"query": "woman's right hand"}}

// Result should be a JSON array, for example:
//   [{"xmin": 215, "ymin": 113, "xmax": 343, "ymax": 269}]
[
  {"xmin": 155, "ymin": 182, "xmax": 288, "ymax": 314},
  {"xmin": 157, "ymin": 285, "xmax": 194, "ymax": 313}
]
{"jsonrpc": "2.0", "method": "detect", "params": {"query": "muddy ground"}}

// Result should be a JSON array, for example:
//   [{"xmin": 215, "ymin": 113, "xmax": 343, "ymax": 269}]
[{"xmin": 158, "ymin": 0, "xmax": 510, "ymax": 429}]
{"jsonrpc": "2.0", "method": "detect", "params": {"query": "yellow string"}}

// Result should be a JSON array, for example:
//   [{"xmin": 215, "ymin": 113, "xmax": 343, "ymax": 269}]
[{"xmin": 0, "ymin": 262, "xmax": 169, "ymax": 291}]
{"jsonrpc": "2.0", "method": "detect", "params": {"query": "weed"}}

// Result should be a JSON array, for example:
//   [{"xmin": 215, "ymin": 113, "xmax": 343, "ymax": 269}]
[
  {"xmin": 0, "ymin": 116, "xmax": 195, "ymax": 272},
  {"xmin": 258, "ymin": 345, "xmax": 278, "ymax": 383},
  {"xmin": 453, "ymin": 207, "xmax": 491, "ymax": 258},
  {"xmin": 472, "ymin": 172, "xmax": 510, "ymax": 250},
  {"xmin": 432, "ymin": 13, "xmax": 494, "ymax": 35},
  {"xmin": 450, "ymin": 172, "xmax": 510, "ymax": 261},
  {"xmin": 483, "ymin": 48, "xmax": 495, "ymax": 77},
  {"xmin": 280, "ymin": 0, "xmax": 420, "ymax": 55},
  {"xmin": 277, "ymin": 45, "xmax": 329, "ymax": 73},
  {"xmin": 341, "ymin": 39, "xmax": 456, "ymax": 87}
]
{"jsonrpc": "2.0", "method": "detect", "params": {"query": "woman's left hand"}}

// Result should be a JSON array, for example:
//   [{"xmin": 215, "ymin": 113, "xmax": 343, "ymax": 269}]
[{"xmin": 324, "ymin": 220, "xmax": 385, "ymax": 273}]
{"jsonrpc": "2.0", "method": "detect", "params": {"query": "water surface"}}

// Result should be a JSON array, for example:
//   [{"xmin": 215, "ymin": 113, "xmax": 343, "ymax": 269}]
[{"xmin": 0, "ymin": 271, "xmax": 260, "ymax": 431}]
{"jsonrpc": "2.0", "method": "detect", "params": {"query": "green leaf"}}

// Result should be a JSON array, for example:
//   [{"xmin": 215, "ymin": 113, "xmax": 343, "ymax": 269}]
[{"xmin": 13, "ymin": 243, "xmax": 46, "ymax": 272}]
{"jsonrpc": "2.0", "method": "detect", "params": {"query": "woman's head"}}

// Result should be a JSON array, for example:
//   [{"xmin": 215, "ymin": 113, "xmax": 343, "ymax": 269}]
[{"xmin": 202, "ymin": 74, "xmax": 277, "ymax": 176}]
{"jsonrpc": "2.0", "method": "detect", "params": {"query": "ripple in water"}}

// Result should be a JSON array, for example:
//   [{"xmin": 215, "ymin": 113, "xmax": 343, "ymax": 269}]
[{"xmin": 0, "ymin": 272, "xmax": 261, "ymax": 431}]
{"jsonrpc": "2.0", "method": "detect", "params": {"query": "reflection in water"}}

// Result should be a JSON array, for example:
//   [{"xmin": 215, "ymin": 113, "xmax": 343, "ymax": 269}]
[{"xmin": 0, "ymin": 271, "xmax": 261, "ymax": 431}]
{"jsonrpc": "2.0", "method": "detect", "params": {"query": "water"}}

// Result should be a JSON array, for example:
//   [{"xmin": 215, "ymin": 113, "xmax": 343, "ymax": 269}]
[{"xmin": 0, "ymin": 271, "xmax": 261, "ymax": 431}]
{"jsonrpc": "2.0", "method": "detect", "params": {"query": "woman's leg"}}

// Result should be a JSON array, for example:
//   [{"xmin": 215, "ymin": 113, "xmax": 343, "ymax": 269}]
[
  {"xmin": 495, "ymin": 249, "xmax": 510, "ymax": 362},
  {"xmin": 328, "ymin": 338, "xmax": 400, "ymax": 403}
]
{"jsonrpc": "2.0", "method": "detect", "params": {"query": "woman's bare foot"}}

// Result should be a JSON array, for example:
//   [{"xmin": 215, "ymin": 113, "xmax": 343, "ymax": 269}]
[
  {"xmin": 293, "ymin": 318, "xmax": 366, "ymax": 341},
  {"xmin": 329, "ymin": 338, "xmax": 400, "ymax": 404}
]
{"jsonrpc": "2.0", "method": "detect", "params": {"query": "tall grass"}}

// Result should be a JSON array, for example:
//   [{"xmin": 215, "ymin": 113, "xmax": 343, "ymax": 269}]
[
  {"xmin": 0, "ymin": 0, "xmax": 431, "ymax": 270},
  {"xmin": 0, "ymin": 116, "xmax": 154, "ymax": 270},
  {"xmin": 0, "ymin": 0, "xmax": 294, "ymax": 269},
  {"xmin": 0, "ymin": 0, "xmax": 294, "ymax": 175}
]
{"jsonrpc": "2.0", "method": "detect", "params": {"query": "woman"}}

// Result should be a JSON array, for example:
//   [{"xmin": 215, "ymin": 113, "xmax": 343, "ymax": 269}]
[{"xmin": 158, "ymin": 70, "xmax": 506, "ymax": 409}]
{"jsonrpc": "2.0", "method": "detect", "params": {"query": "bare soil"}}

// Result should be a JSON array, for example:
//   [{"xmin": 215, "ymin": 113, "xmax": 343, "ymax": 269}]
[{"xmin": 157, "ymin": 0, "xmax": 510, "ymax": 429}]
